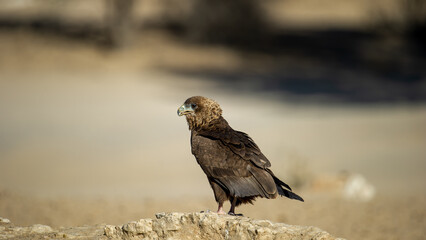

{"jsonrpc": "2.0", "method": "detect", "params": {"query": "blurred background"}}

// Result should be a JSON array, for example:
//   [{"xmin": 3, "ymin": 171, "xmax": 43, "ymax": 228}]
[{"xmin": 0, "ymin": 0, "xmax": 425, "ymax": 239}]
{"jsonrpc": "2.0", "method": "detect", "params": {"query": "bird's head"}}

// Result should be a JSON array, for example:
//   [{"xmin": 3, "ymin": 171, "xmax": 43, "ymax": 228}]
[{"xmin": 177, "ymin": 96, "xmax": 223, "ymax": 130}]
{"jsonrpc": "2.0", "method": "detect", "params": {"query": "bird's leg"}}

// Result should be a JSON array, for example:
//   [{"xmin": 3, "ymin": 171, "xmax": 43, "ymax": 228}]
[
  {"xmin": 217, "ymin": 202, "xmax": 226, "ymax": 215},
  {"xmin": 228, "ymin": 197, "xmax": 244, "ymax": 216},
  {"xmin": 228, "ymin": 197, "xmax": 237, "ymax": 215}
]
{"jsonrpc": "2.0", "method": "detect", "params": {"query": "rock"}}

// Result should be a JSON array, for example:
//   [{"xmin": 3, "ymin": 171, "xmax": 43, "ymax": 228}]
[
  {"xmin": 123, "ymin": 219, "xmax": 153, "ymax": 234},
  {"xmin": 343, "ymin": 173, "xmax": 376, "ymax": 202},
  {"xmin": 0, "ymin": 218, "xmax": 104, "ymax": 240},
  {"xmin": 105, "ymin": 212, "xmax": 344, "ymax": 240},
  {"xmin": 310, "ymin": 172, "xmax": 376, "ymax": 202},
  {"xmin": 0, "ymin": 217, "xmax": 10, "ymax": 225},
  {"xmin": 30, "ymin": 224, "xmax": 53, "ymax": 234},
  {"xmin": 0, "ymin": 213, "xmax": 344, "ymax": 239},
  {"xmin": 105, "ymin": 225, "xmax": 124, "ymax": 239}
]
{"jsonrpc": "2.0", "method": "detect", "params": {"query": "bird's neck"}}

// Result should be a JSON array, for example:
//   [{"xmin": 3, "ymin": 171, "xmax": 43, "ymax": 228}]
[{"xmin": 187, "ymin": 115, "xmax": 229, "ymax": 132}]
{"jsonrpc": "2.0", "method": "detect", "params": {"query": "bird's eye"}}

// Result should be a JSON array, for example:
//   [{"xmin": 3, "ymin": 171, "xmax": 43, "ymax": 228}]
[{"xmin": 191, "ymin": 103, "xmax": 197, "ymax": 109}]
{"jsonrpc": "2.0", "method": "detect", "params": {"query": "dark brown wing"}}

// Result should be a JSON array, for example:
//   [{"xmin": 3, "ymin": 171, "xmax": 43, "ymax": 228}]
[
  {"xmin": 197, "ymin": 123, "xmax": 271, "ymax": 169},
  {"xmin": 191, "ymin": 129, "xmax": 277, "ymax": 198}
]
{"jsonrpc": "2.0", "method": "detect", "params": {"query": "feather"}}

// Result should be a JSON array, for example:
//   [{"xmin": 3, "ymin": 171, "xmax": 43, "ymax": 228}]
[{"xmin": 277, "ymin": 185, "xmax": 304, "ymax": 202}]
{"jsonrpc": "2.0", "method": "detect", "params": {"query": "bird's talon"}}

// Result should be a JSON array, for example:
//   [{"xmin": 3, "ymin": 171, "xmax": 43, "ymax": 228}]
[{"xmin": 228, "ymin": 212, "xmax": 244, "ymax": 217}]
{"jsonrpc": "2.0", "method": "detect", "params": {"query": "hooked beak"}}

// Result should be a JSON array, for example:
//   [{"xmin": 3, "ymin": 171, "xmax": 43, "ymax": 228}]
[{"xmin": 177, "ymin": 104, "xmax": 194, "ymax": 116}]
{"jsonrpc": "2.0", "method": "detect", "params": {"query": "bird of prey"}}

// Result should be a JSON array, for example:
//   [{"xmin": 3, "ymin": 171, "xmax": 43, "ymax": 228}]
[{"xmin": 177, "ymin": 96, "xmax": 303, "ymax": 215}]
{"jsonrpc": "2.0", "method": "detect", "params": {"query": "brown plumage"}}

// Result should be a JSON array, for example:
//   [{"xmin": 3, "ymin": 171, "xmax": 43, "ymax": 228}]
[{"xmin": 177, "ymin": 96, "xmax": 303, "ymax": 215}]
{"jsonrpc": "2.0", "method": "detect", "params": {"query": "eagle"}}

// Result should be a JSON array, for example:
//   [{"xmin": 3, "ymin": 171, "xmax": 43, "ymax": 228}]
[{"xmin": 177, "ymin": 96, "xmax": 303, "ymax": 215}]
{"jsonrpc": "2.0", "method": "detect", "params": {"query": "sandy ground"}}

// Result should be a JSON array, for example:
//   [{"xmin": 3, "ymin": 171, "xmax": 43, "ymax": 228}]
[{"xmin": 0, "ymin": 30, "xmax": 425, "ymax": 240}]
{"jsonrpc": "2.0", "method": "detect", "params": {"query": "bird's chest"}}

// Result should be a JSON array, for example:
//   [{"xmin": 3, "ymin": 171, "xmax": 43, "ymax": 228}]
[{"xmin": 191, "ymin": 132, "xmax": 227, "ymax": 166}]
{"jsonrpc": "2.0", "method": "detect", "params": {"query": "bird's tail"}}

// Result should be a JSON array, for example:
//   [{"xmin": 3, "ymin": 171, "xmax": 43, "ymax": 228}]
[
  {"xmin": 268, "ymin": 171, "xmax": 304, "ymax": 202},
  {"xmin": 276, "ymin": 184, "xmax": 304, "ymax": 202}
]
